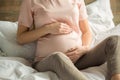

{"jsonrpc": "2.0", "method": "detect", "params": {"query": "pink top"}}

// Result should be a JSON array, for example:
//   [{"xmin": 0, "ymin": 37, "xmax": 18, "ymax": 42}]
[{"xmin": 18, "ymin": 0, "xmax": 88, "ymax": 61}]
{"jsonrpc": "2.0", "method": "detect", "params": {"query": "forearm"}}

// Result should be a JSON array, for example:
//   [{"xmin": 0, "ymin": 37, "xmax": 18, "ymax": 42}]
[
  {"xmin": 82, "ymin": 31, "xmax": 92, "ymax": 47},
  {"xmin": 17, "ymin": 25, "xmax": 49, "ymax": 45},
  {"xmin": 79, "ymin": 19, "xmax": 92, "ymax": 48}
]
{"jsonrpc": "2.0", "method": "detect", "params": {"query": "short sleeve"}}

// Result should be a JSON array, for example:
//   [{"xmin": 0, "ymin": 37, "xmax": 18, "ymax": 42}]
[
  {"xmin": 18, "ymin": 0, "xmax": 33, "ymax": 27},
  {"xmin": 77, "ymin": 0, "xmax": 88, "ymax": 20}
]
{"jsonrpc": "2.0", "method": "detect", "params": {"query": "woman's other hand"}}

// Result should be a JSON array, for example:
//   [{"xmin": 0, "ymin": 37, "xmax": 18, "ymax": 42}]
[
  {"xmin": 46, "ymin": 22, "xmax": 73, "ymax": 35},
  {"xmin": 65, "ymin": 46, "xmax": 89, "ymax": 63}
]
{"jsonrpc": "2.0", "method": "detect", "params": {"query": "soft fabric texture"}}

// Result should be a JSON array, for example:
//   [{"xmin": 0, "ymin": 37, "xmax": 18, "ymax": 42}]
[
  {"xmin": 0, "ymin": 21, "xmax": 36, "ymax": 61},
  {"xmin": 0, "ymin": 57, "xmax": 59, "ymax": 80},
  {"xmin": 94, "ymin": 23, "xmax": 120, "ymax": 46},
  {"xmin": 0, "ymin": 55, "xmax": 107, "ymax": 80},
  {"xmin": 86, "ymin": 0, "xmax": 115, "ymax": 47},
  {"xmin": 18, "ymin": 0, "xmax": 88, "ymax": 28}
]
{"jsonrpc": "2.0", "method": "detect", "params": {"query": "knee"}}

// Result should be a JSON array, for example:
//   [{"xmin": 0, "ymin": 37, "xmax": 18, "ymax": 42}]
[
  {"xmin": 106, "ymin": 36, "xmax": 118, "ymax": 45},
  {"xmin": 49, "ymin": 52, "xmax": 65, "ymax": 60},
  {"xmin": 50, "ymin": 52, "xmax": 70, "ymax": 61},
  {"xmin": 105, "ymin": 36, "xmax": 118, "ymax": 55},
  {"xmin": 51, "ymin": 52, "xmax": 64, "ymax": 57}
]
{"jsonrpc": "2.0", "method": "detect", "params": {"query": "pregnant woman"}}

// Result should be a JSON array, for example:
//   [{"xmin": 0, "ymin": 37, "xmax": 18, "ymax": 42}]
[{"xmin": 17, "ymin": 0, "xmax": 120, "ymax": 80}]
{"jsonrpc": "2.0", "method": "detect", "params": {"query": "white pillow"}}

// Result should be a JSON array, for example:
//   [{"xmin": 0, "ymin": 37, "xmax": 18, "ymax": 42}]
[
  {"xmin": 0, "ymin": 21, "xmax": 36, "ymax": 61},
  {"xmin": 0, "ymin": 0, "xmax": 115, "ymax": 60},
  {"xmin": 94, "ymin": 23, "xmax": 120, "ymax": 46},
  {"xmin": 0, "ymin": 57, "xmax": 31, "ymax": 66},
  {"xmin": 86, "ymin": 0, "xmax": 115, "ymax": 47},
  {"xmin": 87, "ymin": 0, "xmax": 115, "ymax": 35}
]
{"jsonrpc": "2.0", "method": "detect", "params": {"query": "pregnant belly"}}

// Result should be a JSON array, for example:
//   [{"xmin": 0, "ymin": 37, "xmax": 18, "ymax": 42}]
[{"xmin": 35, "ymin": 31, "xmax": 82, "ymax": 59}]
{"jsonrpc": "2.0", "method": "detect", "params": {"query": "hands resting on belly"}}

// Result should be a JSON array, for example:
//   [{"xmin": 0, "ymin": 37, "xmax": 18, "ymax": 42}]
[
  {"xmin": 44, "ymin": 22, "xmax": 89, "ymax": 63},
  {"xmin": 45, "ymin": 22, "xmax": 73, "ymax": 35},
  {"xmin": 65, "ymin": 46, "xmax": 90, "ymax": 63}
]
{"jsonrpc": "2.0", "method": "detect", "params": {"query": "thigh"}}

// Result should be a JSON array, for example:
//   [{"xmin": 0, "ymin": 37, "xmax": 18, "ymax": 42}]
[
  {"xmin": 75, "ymin": 37, "xmax": 109, "ymax": 70},
  {"xmin": 34, "ymin": 52, "xmax": 88, "ymax": 80}
]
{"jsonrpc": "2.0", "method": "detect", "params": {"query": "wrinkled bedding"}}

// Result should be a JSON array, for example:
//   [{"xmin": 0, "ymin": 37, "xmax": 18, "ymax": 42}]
[{"xmin": 0, "ymin": 57, "xmax": 106, "ymax": 80}]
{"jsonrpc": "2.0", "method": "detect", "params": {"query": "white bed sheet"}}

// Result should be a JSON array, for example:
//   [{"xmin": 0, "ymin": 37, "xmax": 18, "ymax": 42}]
[{"xmin": 0, "ymin": 57, "xmax": 106, "ymax": 80}]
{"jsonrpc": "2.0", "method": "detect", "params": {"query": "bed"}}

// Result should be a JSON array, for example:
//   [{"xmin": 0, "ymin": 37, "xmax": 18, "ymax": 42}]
[{"xmin": 0, "ymin": 0, "xmax": 120, "ymax": 80}]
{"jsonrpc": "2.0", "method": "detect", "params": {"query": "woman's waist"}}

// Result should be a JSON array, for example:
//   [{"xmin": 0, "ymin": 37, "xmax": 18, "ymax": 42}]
[
  {"xmin": 37, "ymin": 39, "xmax": 81, "ymax": 52},
  {"xmin": 37, "ymin": 31, "xmax": 81, "ymax": 49},
  {"xmin": 38, "ymin": 31, "xmax": 81, "ymax": 41},
  {"xmin": 36, "ymin": 39, "xmax": 82, "ymax": 57},
  {"xmin": 35, "ymin": 43, "xmax": 81, "ymax": 62},
  {"xmin": 36, "ymin": 31, "xmax": 82, "ymax": 58}
]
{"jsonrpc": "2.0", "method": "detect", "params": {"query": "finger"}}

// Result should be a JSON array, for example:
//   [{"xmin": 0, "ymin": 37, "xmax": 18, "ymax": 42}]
[
  {"xmin": 66, "ymin": 48, "xmax": 77, "ymax": 53},
  {"xmin": 59, "ymin": 29, "xmax": 72, "ymax": 34},
  {"xmin": 60, "ymin": 23, "xmax": 72, "ymax": 30},
  {"xmin": 60, "ymin": 26, "xmax": 72, "ymax": 30},
  {"xmin": 67, "ymin": 50, "xmax": 79, "ymax": 56},
  {"xmin": 67, "ymin": 48, "xmax": 75, "ymax": 52},
  {"xmin": 67, "ymin": 55, "xmax": 74, "ymax": 60},
  {"xmin": 66, "ymin": 52, "xmax": 76, "ymax": 56},
  {"xmin": 67, "ymin": 55, "xmax": 76, "ymax": 62},
  {"xmin": 66, "ymin": 47, "xmax": 77, "ymax": 53},
  {"xmin": 59, "ymin": 26, "xmax": 73, "ymax": 34},
  {"xmin": 67, "ymin": 46, "xmax": 78, "ymax": 52}
]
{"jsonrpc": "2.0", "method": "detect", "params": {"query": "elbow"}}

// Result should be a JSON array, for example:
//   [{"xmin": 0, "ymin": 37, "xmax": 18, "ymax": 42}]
[
  {"xmin": 17, "ymin": 36, "xmax": 26, "ymax": 45},
  {"xmin": 83, "ymin": 31, "xmax": 93, "ymax": 39},
  {"xmin": 88, "ymin": 31, "xmax": 93, "ymax": 39},
  {"xmin": 83, "ymin": 30, "xmax": 92, "ymax": 36}
]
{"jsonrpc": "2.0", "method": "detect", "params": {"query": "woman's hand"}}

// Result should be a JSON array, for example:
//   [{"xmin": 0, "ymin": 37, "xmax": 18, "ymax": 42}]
[
  {"xmin": 46, "ymin": 22, "xmax": 73, "ymax": 35},
  {"xmin": 65, "ymin": 46, "xmax": 89, "ymax": 63}
]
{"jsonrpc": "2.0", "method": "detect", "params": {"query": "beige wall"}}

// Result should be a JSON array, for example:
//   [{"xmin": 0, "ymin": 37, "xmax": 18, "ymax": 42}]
[
  {"xmin": 0, "ymin": 0, "xmax": 22, "ymax": 21},
  {"xmin": 111, "ymin": 0, "xmax": 120, "ymax": 25},
  {"xmin": 0, "ymin": 0, "xmax": 120, "ymax": 25}
]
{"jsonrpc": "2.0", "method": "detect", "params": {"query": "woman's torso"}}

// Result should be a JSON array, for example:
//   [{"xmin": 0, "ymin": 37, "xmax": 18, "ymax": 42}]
[{"xmin": 31, "ymin": 0, "xmax": 82, "ymax": 61}]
